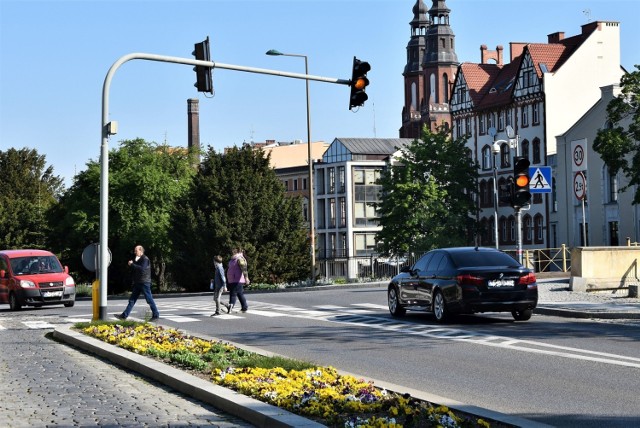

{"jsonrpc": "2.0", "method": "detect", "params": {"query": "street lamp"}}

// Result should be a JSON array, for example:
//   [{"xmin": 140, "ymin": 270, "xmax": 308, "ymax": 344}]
[
  {"xmin": 266, "ymin": 49, "xmax": 315, "ymax": 282},
  {"xmin": 491, "ymin": 141, "xmax": 501, "ymax": 249}
]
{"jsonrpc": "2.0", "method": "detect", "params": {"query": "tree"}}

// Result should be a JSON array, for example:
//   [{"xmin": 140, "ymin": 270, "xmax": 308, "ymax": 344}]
[
  {"xmin": 170, "ymin": 145, "xmax": 310, "ymax": 291},
  {"xmin": 375, "ymin": 126, "xmax": 478, "ymax": 255},
  {"xmin": 593, "ymin": 64, "xmax": 640, "ymax": 204},
  {"xmin": 48, "ymin": 139, "xmax": 195, "ymax": 292},
  {"xmin": 0, "ymin": 148, "xmax": 63, "ymax": 249}
]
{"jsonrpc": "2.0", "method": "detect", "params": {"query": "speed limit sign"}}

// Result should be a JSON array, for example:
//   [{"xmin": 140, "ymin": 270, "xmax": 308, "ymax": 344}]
[{"xmin": 573, "ymin": 171, "xmax": 586, "ymax": 200}]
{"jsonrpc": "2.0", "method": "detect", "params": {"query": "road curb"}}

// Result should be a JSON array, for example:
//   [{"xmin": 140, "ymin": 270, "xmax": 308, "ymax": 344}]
[
  {"xmin": 53, "ymin": 325, "xmax": 324, "ymax": 428},
  {"xmin": 53, "ymin": 324, "xmax": 552, "ymax": 428},
  {"xmin": 535, "ymin": 307, "xmax": 640, "ymax": 319}
]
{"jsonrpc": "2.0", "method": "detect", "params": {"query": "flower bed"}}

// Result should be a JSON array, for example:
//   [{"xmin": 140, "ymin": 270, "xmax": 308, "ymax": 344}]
[{"xmin": 79, "ymin": 321, "xmax": 501, "ymax": 428}]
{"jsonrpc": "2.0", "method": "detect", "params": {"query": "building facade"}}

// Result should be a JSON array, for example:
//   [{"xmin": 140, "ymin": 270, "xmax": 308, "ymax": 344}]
[
  {"xmin": 450, "ymin": 21, "xmax": 625, "ymax": 251},
  {"xmin": 554, "ymin": 84, "xmax": 639, "ymax": 247},
  {"xmin": 314, "ymin": 138, "xmax": 413, "ymax": 277}
]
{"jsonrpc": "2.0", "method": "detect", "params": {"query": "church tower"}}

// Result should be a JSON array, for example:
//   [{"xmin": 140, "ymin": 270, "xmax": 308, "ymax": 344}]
[
  {"xmin": 400, "ymin": 0, "xmax": 459, "ymax": 138},
  {"xmin": 399, "ymin": 0, "xmax": 429, "ymax": 139},
  {"xmin": 422, "ymin": 0, "xmax": 458, "ymax": 132}
]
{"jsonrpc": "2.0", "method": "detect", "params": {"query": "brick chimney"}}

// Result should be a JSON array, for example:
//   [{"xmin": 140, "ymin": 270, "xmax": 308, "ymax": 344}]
[
  {"xmin": 547, "ymin": 32, "xmax": 565, "ymax": 43},
  {"xmin": 480, "ymin": 45, "xmax": 504, "ymax": 65},
  {"xmin": 187, "ymin": 98, "xmax": 200, "ymax": 167}
]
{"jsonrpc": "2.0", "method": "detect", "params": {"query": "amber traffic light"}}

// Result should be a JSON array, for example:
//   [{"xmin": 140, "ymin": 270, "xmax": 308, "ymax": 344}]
[
  {"xmin": 349, "ymin": 57, "xmax": 370, "ymax": 110},
  {"xmin": 193, "ymin": 37, "xmax": 213, "ymax": 94},
  {"xmin": 512, "ymin": 156, "xmax": 531, "ymax": 208}
]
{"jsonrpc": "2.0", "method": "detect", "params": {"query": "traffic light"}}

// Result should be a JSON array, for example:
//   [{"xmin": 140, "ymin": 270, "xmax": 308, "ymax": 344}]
[
  {"xmin": 512, "ymin": 156, "xmax": 531, "ymax": 208},
  {"xmin": 349, "ymin": 57, "xmax": 370, "ymax": 110},
  {"xmin": 192, "ymin": 37, "xmax": 213, "ymax": 94}
]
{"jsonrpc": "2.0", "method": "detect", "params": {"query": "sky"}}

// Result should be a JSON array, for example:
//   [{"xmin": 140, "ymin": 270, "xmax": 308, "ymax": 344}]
[{"xmin": 1, "ymin": 0, "xmax": 638, "ymax": 187}]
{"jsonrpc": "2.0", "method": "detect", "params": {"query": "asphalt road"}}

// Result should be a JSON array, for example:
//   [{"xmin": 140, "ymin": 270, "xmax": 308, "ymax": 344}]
[{"xmin": 7, "ymin": 286, "xmax": 640, "ymax": 427}]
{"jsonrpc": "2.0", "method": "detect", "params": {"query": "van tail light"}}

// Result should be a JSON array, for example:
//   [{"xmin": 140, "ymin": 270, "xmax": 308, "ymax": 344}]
[
  {"xmin": 456, "ymin": 274, "xmax": 484, "ymax": 287},
  {"xmin": 518, "ymin": 272, "xmax": 537, "ymax": 286}
]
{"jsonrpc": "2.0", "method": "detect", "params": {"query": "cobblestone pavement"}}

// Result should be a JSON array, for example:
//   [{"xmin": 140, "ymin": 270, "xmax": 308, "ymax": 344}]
[{"xmin": 0, "ymin": 314, "xmax": 254, "ymax": 428}]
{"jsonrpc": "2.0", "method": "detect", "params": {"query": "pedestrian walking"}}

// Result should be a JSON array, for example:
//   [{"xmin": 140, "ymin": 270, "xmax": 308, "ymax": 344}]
[
  {"xmin": 210, "ymin": 255, "xmax": 229, "ymax": 316},
  {"xmin": 116, "ymin": 245, "xmax": 160, "ymax": 321},
  {"xmin": 226, "ymin": 246, "xmax": 250, "ymax": 313}
]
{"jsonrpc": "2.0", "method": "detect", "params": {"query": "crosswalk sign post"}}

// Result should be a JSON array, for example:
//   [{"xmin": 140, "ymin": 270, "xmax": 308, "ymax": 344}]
[{"xmin": 529, "ymin": 166, "xmax": 552, "ymax": 193}]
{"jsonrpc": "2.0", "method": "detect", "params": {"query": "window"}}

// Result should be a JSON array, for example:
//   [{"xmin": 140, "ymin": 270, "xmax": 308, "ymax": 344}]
[
  {"xmin": 505, "ymin": 110, "xmax": 512, "ymax": 128},
  {"xmin": 479, "ymin": 115, "xmax": 486, "ymax": 135},
  {"xmin": 328, "ymin": 167, "xmax": 335, "ymax": 193},
  {"xmin": 534, "ymin": 214, "xmax": 544, "ymax": 243},
  {"xmin": 479, "ymin": 180, "xmax": 487, "ymax": 207},
  {"xmin": 521, "ymin": 140, "xmax": 529, "ymax": 160},
  {"xmin": 456, "ymin": 119, "xmax": 463, "ymax": 137},
  {"xmin": 521, "ymin": 105, "xmax": 529, "ymax": 127},
  {"xmin": 487, "ymin": 112, "xmax": 495, "ymax": 130},
  {"xmin": 302, "ymin": 198, "xmax": 309, "ymax": 222},
  {"xmin": 317, "ymin": 169, "xmax": 325, "ymax": 194},
  {"xmin": 523, "ymin": 214, "xmax": 532, "ymax": 244},
  {"xmin": 354, "ymin": 233, "xmax": 377, "ymax": 256},
  {"xmin": 532, "ymin": 138, "xmax": 541, "ymax": 164},
  {"xmin": 317, "ymin": 199, "xmax": 325, "ymax": 228},
  {"xmin": 606, "ymin": 167, "xmax": 618, "ymax": 203},
  {"xmin": 509, "ymin": 216, "xmax": 516, "ymax": 243},
  {"xmin": 283, "ymin": 180, "xmax": 289, "ymax": 191},
  {"xmin": 338, "ymin": 166, "xmax": 345, "ymax": 193},
  {"xmin": 339, "ymin": 197, "xmax": 346, "ymax": 227},
  {"xmin": 532, "ymin": 103, "xmax": 540, "ymax": 124},
  {"xmin": 329, "ymin": 198, "xmax": 336, "ymax": 228},
  {"xmin": 293, "ymin": 179, "xmax": 298, "ymax": 191},
  {"xmin": 500, "ymin": 143, "xmax": 510, "ymax": 168},
  {"xmin": 353, "ymin": 167, "xmax": 382, "ymax": 226},
  {"xmin": 465, "ymin": 117, "xmax": 471, "ymax": 136},
  {"xmin": 482, "ymin": 145, "xmax": 491, "ymax": 170},
  {"xmin": 500, "ymin": 217, "xmax": 507, "ymax": 244},
  {"xmin": 498, "ymin": 110, "xmax": 505, "ymax": 131},
  {"xmin": 609, "ymin": 221, "xmax": 619, "ymax": 246},
  {"xmin": 302, "ymin": 177, "xmax": 307, "ymax": 190}
]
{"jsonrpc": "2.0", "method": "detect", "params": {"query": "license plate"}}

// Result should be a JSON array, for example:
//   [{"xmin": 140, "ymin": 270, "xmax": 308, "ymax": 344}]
[
  {"xmin": 488, "ymin": 279, "xmax": 514, "ymax": 287},
  {"xmin": 42, "ymin": 291, "xmax": 63, "ymax": 297}
]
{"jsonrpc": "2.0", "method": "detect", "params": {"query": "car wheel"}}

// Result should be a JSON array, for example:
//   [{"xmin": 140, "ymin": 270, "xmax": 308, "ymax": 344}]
[
  {"xmin": 9, "ymin": 293, "xmax": 21, "ymax": 311},
  {"xmin": 64, "ymin": 301, "xmax": 75, "ymax": 308},
  {"xmin": 512, "ymin": 309, "xmax": 533, "ymax": 321},
  {"xmin": 388, "ymin": 286, "xmax": 406, "ymax": 317},
  {"xmin": 432, "ymin": 290, "xmax": 448, "ymax": 322}
]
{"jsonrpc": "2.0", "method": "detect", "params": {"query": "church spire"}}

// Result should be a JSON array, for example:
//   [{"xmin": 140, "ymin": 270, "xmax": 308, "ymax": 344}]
[{"xmin": 400, "ymin": 0, "xmax": 429, "ymax": 138}]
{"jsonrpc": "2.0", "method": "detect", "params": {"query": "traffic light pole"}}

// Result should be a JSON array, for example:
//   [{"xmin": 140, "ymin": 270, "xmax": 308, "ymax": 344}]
[
  {"xmin": 516, "ymin": 208, "xmax": 523, "ymax": 265},
  {"xmin": 99, "ymin": 52, "xmax": 354, "ymax": 320}
]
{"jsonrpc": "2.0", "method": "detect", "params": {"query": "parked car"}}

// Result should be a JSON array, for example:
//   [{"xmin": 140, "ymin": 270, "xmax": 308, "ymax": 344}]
[
  {"xmin": 0, "ymin": 249, "xmax": 76, "ymax": 310},
  {"xmin": 387, "ymin": 247, "xmax": 538, "ymax": 322}
]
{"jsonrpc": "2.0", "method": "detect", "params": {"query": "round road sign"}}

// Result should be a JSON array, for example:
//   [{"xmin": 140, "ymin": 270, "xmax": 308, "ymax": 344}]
[{"xmin": 573, "ymin": 171, "xmax": 586, "ymax": 200}]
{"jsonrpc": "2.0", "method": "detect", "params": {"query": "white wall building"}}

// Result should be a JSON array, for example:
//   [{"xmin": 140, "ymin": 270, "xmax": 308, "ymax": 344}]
[{"xmin": 554, "ymin": 84, "xmax": 639, "ymax": 247}]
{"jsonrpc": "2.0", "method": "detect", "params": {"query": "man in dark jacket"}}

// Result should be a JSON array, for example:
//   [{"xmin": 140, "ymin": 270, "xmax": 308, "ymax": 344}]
[{"xmin": 116, "ymin": 245, "xmax": 160, "ymax": 321}]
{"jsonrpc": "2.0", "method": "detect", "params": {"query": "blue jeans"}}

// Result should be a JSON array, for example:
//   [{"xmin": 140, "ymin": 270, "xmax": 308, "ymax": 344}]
[
  {"xmin": 227, "ymin": 282, "xmax": 248, "ymax": 311},
  {"xmin": 122, "ymin": 282, "xmax": 159, "ymax": 318}
]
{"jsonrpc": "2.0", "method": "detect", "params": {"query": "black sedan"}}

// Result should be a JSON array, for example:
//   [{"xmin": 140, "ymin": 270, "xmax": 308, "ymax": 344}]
[{"xmin": 387, "ymin": 247, "xmax": 538, "ymax": 322}]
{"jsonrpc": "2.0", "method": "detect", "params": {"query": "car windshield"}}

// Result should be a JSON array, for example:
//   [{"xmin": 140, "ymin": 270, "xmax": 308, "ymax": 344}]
[
  {"xmin": 10, "ymin": 256, "xmax": 63, "ymax": 275},
  {"xmin": 450, "ymin": 251, "xmax": 520, "ymax": 268}
]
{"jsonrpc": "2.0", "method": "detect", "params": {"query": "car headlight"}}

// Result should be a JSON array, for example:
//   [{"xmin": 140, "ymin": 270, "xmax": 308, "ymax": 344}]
[
  {"xmin": 65, "ymin": 277, "xmax": 75, "ymax": 286},
  {"xmin": 19, "ymin": 280, "xmax": 36, "ymax": 288}
]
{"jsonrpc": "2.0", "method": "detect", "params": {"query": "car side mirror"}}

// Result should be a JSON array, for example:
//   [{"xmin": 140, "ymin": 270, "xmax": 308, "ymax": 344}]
[{"xmin": 400, "ymin": 266, "xmax": 411, "ymax": 273}]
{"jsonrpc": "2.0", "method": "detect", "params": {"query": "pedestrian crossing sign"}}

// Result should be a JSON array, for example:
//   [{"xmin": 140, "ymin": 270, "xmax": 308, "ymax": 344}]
[{"xmin": 529, "ymin": 166, "xmax": 552, "ymax": 193}]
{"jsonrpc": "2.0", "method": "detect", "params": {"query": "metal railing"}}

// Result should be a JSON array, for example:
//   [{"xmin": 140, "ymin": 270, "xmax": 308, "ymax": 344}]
[{"xmin": 317, "ymin": 245, "xmax": 573, "ymax": 281}]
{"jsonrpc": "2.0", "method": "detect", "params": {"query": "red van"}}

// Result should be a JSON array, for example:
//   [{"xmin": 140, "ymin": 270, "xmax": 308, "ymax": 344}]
[{"xmin": 0, "ymin": 249, "xmax": 76, "ymax": 310}]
